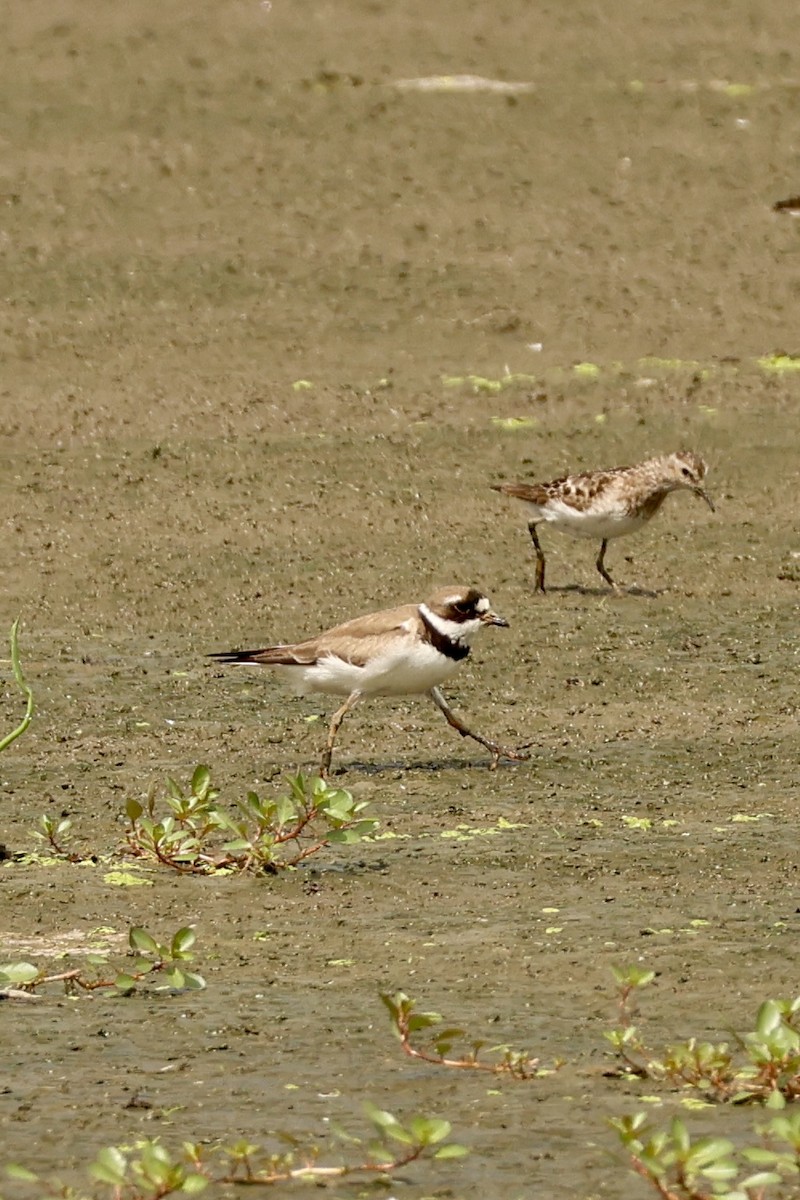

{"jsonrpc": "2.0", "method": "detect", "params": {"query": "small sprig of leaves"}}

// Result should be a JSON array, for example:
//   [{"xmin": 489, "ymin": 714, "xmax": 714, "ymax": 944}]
[
  {"xmin": 613, "ymin": 1108, "xmax": 800, "ymax": 1199},
  {"xmin": 0, "ymin": 926, "xmax": 204, "ymax": 1001},
  {"xmin": 605, "ymin": 964, "xmax": 657, "ymax": 1077},
  {"xmin": 31, "ymin": 813, "xmax": 77, "ymax": 859},
  {"xmin": 381, "ymin": 991, "xmax": 551, "ymax": 1080},
  {"xmin": 4, "ymin": 1107, "xmax": 466, "ymax": 1196},
  {"xmin": 124, "ymin": 767, "xmax": 377, "ymax": 874},
  {"xmin": 0, "ymin": 616, "xmax": 34, "ymax": 753},
  {"xmin": 607, "ymin": 969, "xmax": 800, "ymax": 1105}
]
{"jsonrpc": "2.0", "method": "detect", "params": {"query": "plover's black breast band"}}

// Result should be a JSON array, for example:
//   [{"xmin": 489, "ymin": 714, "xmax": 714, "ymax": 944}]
[{"xmin": 419, "ymin": 610, "xmax": 471, "ymax": 662}]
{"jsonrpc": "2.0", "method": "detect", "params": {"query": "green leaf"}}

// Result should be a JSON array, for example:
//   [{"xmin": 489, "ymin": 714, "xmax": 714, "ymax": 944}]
[
  {"xmin": 381, "ymin": 1124, "xmax": 414, "ymax": 1146},
  {"xmin": 221, "ymin": 838, "xmax": 252, "ymax": 852},
  {"xmin": 700, "ymin": 1161, "xmax": 739, "ymax": 1182},
  {"xmin": 756, "ymin": 999, "xmax": 783, "ymax": 1038},
  {"xmin": 191, "ymin": 765, "xmax": 211, "ymax": 796},
  {"xmin": 125, "ymin": 798, "xmax": 144, "ymax": 821},
  {"xmin": 684, "ymin": 1137, "xmax": 736, "ymax": 1169},
  {"xmin": 162, "ymin": 967, "xmax": 186, "ymax": 989},
  {"xmin": 407, "ymin": 1011, "xmax": 442, "ymax": 1032},
  {"xmin": 129, "ymin": 926, "xmax": 160, "ymax": 955},
  {"xmin": 738, "ymin": 1171, "xmax": 783, "ymax": 1189},
  {"xmin": 326, "ymin": 827, "xmax": 370, "ymax": 844},
  {"xmin": 0, "ymin": 962, "xmax": 39, "ymax": 985},
  {"xmin": 269, "ymin": 796, "xmax": 296, "ymax": 826},
  {"xmin": 114, "ymin": 973, "xmax": 138, "ymax": 993},
  {"xmin": 349, "ymin": 819, "xmax": 378, "ymax": 837},
  {"xmin": 363, "ymin": 1104, "xmax": 414, "ymax": 1145},
  {"xmin": 408, "ymin": 1116, "xmax": 451, "ymax": 1145},
  {"xmin": 434, "ymin": 1143, "xmax": 469, "ymax": 1160},
  {"xmin": 171, "ymin": 927, "xmax": 196, "ymax": 957},
  {"xmin": 181, "ymin": 1173, "xmax": 210, "ymax": 1194},
  {"xmin": 137, "ymin": 1140, "xmax": 174, "ymax": 1182},
  {"xmin": 742, "ymin": 1148, "xmax": 783, "ymax": 1166},
  {"xmin": 669, "ymin": 1117, "xmax": 690, "ymax": 1154},
  {"xmin": 180, "ymin": 972, "xmax": 206, "ymax": 991},
  {"xmin": 89, "ymin": 1146, "xmax": 128, "ymax": 1185},
  {"xmin": 323, "ymin": 801, "xmax": 357, "ymax": 824},
  {"xmin": 5, "ymin": 1164, "xmax": 40, "ymax": 1181},
  {"xmin": 431, "ymin": 1025, "xmax": 462, "ymax": 1041}
]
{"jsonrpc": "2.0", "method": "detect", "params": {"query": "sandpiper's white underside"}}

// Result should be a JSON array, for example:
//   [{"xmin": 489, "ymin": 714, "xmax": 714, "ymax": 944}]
[{"xmin": 524, "ymin": 496, "xmax": 649, "ymax": 541}]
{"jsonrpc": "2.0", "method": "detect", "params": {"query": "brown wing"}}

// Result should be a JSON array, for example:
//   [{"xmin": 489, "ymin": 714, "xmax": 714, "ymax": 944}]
[
  {"xmin": 209, "ymin": 603, "xmax": 421, "ymax": 669},
  {"xmin": 302, "ymin": 603, "xmax": 421, "ymax": 667},
  {"xmin": 492, "ymin": 481, "xmax": 554, "ymax": 505},
  {"xmin": 493, "ymin": 468, "xmax": 627, "ymax": 513}
]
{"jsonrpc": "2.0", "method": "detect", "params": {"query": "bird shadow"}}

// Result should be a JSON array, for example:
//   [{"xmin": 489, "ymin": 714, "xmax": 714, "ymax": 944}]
[
  {"xmin": 544, "ymin": 583, "xmax": 662, "ymax": 599},
  {"xmin": 334, "ymin": 754, "xmax": 529, "ymax": 776}
]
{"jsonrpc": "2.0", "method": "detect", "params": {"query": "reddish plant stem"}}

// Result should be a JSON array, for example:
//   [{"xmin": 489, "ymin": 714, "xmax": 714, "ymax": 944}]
[{"xmin": 397, "ymin": 1018, "xmax": 538, "ymax": 1079}]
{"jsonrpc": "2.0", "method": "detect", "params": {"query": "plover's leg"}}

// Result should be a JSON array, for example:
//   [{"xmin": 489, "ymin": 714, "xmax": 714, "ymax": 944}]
[
  {"xmin": 595, "ymin": 539, "xmax": 616, "ymax": 588},
  {"xmin": 320, "ymin": 690, "xmax": 361, "ymax": 777},
  {"xmin": 527, "ymin": 522, "xmax": 546, "ymax": 592},
  {"xmin": 429, "ymin": 687, "xmax": 530, "ymax": 769}
]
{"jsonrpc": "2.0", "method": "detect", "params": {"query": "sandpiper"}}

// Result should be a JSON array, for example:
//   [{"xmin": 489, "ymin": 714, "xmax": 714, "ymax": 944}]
[{"xmin": 492, "ymin": 450, "xmax": 714, "ymax": 592}]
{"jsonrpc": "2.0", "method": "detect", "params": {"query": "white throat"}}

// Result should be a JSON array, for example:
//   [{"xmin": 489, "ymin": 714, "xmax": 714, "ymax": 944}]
[{"xmin": 419, "ymin": 603, "xmax": 482, "ymax": 645}]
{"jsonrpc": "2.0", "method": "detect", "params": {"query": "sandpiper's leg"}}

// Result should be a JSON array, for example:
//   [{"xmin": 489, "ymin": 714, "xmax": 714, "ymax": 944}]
[
  {"xmin": 595, "ymin": 539, "xmax": 616, "ymax": 588},
  {"xmin": 429, "ymin": 687, "xmax": 531, "ymax": 769},
  {"xmin": 321, "ymin": 690, "xmax": 361, "ymax": 777},
  {"xmin": 527, "ymin": 522, "xmax": 546, "ymax": 592}
]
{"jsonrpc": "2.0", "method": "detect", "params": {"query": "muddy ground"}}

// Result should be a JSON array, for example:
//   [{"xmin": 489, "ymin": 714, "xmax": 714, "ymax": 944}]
[{"xmin": 1, "ymin": 1, "xmax": 800, "ymax": 1197}]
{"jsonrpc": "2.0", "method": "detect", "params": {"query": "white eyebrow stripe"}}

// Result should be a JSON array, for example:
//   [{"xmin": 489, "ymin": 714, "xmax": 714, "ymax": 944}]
[{"xmin": 476, "ymin": 596, "xmax": 490, "ymax": 612}]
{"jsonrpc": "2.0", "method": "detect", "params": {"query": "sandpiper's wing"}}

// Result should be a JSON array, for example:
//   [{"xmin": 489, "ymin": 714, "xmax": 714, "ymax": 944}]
[
  {"xmin": 491, "ymin": 481, "xmax": 554, "ymax": 505},
  {"xmin": 493, "ymin": 470, "xmax": 624, "ymax": 513}
]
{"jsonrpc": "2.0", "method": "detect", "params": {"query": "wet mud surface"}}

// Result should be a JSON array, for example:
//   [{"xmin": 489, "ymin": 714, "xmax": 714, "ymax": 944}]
[{"xmin": 1, "ymin": 2, "xmax": 800, "ymax": 1197}]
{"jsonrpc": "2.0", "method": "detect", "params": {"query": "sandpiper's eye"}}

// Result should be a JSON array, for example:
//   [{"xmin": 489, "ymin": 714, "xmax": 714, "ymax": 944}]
[{"xmin": 681, "ymin": 467, "xmax": 692, "ymax": 478}]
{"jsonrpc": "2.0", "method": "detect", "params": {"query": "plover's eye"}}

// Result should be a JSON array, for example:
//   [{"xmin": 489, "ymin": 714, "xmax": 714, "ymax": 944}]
[
  {"xmin": 452, "ymin": 601, "xmax": 472, "ymax": 615},
  {"xmin": 681, "ymin": 467, "xmax": 692, "ymax": 478}
]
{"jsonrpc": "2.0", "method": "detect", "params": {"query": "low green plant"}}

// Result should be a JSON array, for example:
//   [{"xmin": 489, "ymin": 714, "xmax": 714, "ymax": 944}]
[
  {"xmin": 0, "ymin": 925, "xmax": 204, "ymax": 999},
  {"xmin": 605, "ymin": 964, "xmax": 657, "ymax": 1077},
  {"xmin": 30, "ymin": 813, "xmax": 76, "ymax": 859},
  {"xmin": 0, "ymin": 617, "xmax": 34, "ymax": 753},
  {"xmin": 381, "ymin": 990, "xmax": 553, "ymax": 1080},
  {"xmin": 124, "ymin": 767, "xmax": 377, "ymax": 874},
  {"xmin": 607, "ymin": 969, "xmax": 800, "ymax": 1104},
  {"xmin": 4, "ymin": 1106, "xmax": 466, "ymax": 1196},
  {"xmin": 613, "ymin": 1108, "xmax": 800, "ymax": 1199}
]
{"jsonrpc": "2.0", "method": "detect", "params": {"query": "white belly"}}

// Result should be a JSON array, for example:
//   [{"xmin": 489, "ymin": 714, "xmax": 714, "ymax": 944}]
[
  {"xmin": 528, "ymin": 498, "xmax": 647, "ymax": 541},
  {"xmin": 279, "ymin": 641, "xmax": 460, "ymax": 699}
]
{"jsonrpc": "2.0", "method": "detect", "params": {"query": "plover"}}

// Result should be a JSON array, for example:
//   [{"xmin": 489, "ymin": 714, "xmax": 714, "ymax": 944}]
[
  {"xmin": 492, "ymin": 450, "xmax": 714, "ymax": 592},
  {"xmin": 210, "ymin": 586, "xmax": 528, "ymax": 774}
]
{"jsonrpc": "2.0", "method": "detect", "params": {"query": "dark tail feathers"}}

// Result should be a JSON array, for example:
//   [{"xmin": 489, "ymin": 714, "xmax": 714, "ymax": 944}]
[
  {"xmin": 209, "ymin": 646, "xmax": 305, "ymax": 666},
  {"xmin": 208, "ymin": 648, "xmax": 266, "ymax": 664}
]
